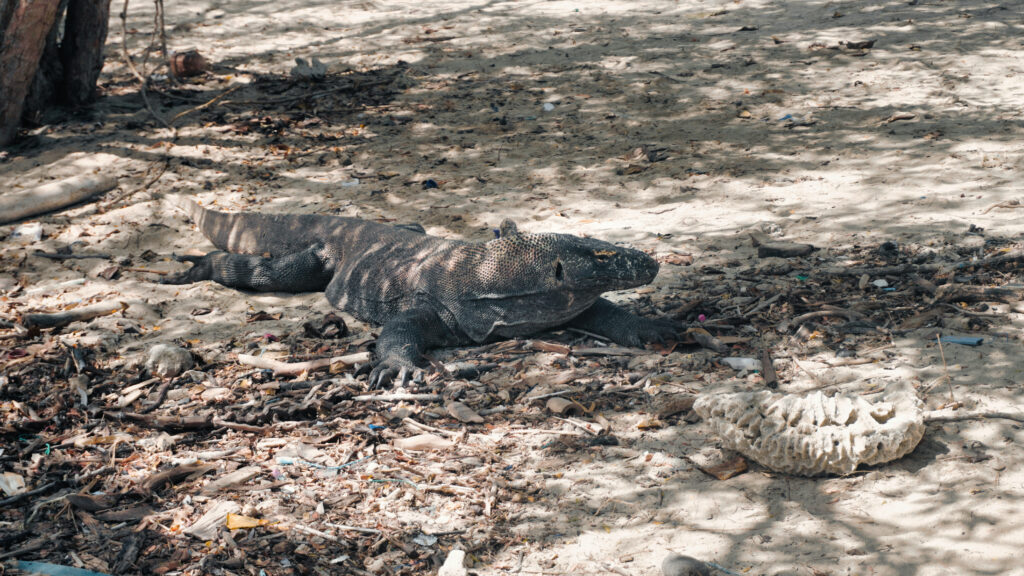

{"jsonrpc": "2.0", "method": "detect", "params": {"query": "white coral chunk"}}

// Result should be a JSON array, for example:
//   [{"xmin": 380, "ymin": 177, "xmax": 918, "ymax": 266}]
[{"xmin": 694, "ymin": 384, "xmax": 924, "ymax": 476}]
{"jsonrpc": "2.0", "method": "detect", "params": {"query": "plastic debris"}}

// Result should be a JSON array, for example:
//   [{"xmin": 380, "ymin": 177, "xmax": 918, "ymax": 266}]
[
  {"xmin": 16, "ymin": 562, "xmax": 113, "ymax": 576},
  {"xmin": 720, "ymin": 357, "xmax": 760, "ymax": 371},
  {"xmin": 542, "ymin": 102, "xmax": 555, "ymax": 112},
  {"xmin": 939, "ymin": 336, "xmax": 984, "ymax": 346},
  {"xmin": 11, "ymin": 222, "xmax": 43, "ymax": 243},
  {"xmin": 0, "ymin": 472, "xmax": 26, "ymax": 496}
]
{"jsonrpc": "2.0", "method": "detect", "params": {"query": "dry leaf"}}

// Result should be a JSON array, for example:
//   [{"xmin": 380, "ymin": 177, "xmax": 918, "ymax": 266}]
[
  {"xmin": 226, "ymin": 513, "xmax": 268, "ymax": 530},
  {"xmin": 394, "ymin": 433, "xmax": 454, "ymax": 451},
  {"xmin": 447, "ymin": 401, "xmax": 484, "ymax": 423},
  {"xmin": 546, "ymin": 397, "xmax": 581, "ymax": 416}
]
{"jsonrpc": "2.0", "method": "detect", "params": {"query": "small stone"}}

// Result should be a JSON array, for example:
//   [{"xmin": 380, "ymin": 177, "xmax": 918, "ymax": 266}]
[
  {"xmin": 146, "ymin": 344, "xmax": 194, "ymax": 378},
  {"xmin": 661, "ymin": 553, "xmax": 710, "ymax": 576},
  {"xmin": 755, "ymin": 257, "xmax": 792, "ymax": 276},
  {"xmin": 438, "ymin": 549, "xmax": 468, "ymax": 576},
  {"xmin": 200, "ymin": 387, "xmax": 232, "ymax": 403}
]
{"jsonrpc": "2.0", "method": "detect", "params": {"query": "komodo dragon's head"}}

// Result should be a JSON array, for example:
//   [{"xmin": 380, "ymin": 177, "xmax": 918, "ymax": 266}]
[{"xmin": 448, "ymin": 219, "xmax": 659, "ymax": 340}]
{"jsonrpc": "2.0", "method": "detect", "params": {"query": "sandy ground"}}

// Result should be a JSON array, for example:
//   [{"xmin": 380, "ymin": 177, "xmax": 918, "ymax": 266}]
[{"xmin": 3, "ymin": 0, "xmax": 1024, "ymax": 574}]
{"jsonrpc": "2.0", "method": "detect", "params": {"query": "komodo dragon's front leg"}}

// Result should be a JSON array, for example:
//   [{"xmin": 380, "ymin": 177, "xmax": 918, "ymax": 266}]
[
  {"xmin": 162, "ymin": 243, "xmax": 335, "ymax": 292},
  {"xmin": 568, "ymin": 298, "xmax": 679, "ymax": 347},
  {"xmin": 357, "ymin": 307, "xmax": 462, "ymax": 388}
]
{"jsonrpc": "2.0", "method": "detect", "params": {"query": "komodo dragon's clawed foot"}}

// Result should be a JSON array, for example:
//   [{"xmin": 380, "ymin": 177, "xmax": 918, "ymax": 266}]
[
  {"xmin": 570, "ymin": 298, "xmax": 681, "ymax": 349},
  {"xmin": 357, "ymin": 359, "xmax": 425, "ymax": 389},
  {"xmin": 624, "ymin": 317, "xmax": 681, "ymax": 347},
  {"xmin": 160, "ymin": 252, "xmax": 221, "ymax": 285}
]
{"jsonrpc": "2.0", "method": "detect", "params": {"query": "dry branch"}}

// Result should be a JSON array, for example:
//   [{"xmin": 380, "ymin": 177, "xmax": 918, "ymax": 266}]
[
  {"xmin": 22, "ymin": 300, "xmax": 127, "ymax": 329},
  {"xmin": 0, "ymin": 174, "xmax": 117, "ymax": 224},
  {"xmin": 236, "ymin": 351, "xmax": 370, "ymax": 376},
  {"xmin": 923, "ymin": 410, "xmax": 1024, "ymax": 424},
  {"xmin": 352, "ymin": 393, "xmax": 443, "ymax": 402},
  {"xmin": 933, "ymin": 283, "xmax": 1022, "ymax": 304}
]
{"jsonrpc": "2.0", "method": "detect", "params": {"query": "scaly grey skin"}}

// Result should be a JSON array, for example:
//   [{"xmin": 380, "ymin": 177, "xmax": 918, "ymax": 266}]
[{"xmin": 163, "ymin": 196, "xmax": 677, "ymax": 387}]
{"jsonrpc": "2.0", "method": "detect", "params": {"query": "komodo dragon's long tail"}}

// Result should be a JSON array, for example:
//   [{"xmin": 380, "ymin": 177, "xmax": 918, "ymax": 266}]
[
  {"xmin": 164, "ymin": 194, "xmax": 325, "ymax": 255},
  {"xmin": 164, "ymin": 194, "xmax": 256, "ymax": 252}
]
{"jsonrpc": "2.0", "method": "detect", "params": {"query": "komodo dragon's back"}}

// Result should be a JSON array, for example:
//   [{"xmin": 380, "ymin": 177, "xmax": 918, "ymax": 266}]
[
  {"xmin": 175, "ymin": 195, "xmax": 435, "ymax": 257},
  {"xmin": 164, "ymin": 196, "xmax": 677, "ymax": 386}
]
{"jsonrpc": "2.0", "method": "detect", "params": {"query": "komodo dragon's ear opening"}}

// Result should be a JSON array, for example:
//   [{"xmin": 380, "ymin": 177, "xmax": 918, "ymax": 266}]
[{"xmin": 497, "ymin": 219, "xmax": 519, "ymax": 238}]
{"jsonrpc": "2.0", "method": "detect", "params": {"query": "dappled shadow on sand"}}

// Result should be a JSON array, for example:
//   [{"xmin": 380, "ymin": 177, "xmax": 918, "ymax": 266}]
[{"xmin": 2, "ymin": 0, "xmax": 1023, "ymax": 574}]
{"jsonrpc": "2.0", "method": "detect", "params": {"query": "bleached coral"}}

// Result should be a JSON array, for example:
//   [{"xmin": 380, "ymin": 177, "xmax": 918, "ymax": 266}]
[{"xmin": 694, "ymin": 384, "xmax": 924, "ymax": 476}]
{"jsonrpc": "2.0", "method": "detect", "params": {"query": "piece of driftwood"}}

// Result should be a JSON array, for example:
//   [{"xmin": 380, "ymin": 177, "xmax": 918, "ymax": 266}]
[
  {"xmin": 22, "ymin": 300, "xmax": 127, "ymax": 329},
  {"xmin": 749, "ymin": 231, "xmax": 815, "ymax": 258},
  {"xmin": 106, "ymin": 411, "xmax": 268, "ymax": 433},
  {"xmin": 0, "ymin": 173, "xmax": 117, "ymax": 224},
  {"xmin": 760, "ymin": 346, "xmax": 779, "ymax": 388},
  {"xmin": 236, "ymin": 351, "xmax": 370, "ymax": 375},
  {"xmin": 923, "ymin": 409, "xmax": 1024, "ymax": 424},
  {"xmin": 352, "ymin": 393, "xmax": 443, "ymax": 402},
  {"xmin": 779, "ymin": 307, "xmax": 868, "ymax": 332},
  {"xmin": 933, "ymin": 283, "xmax": 1021, "ymax": 304}
]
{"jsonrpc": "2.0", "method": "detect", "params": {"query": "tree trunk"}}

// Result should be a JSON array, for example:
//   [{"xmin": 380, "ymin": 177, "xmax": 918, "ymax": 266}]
[
  {"xmin": 23, "ymin": 0, "xmax": 66, "ymax": 124},
  {"xmin": 0, "ymin": 0, "xmax": 17, "ymax": 43},
  {"xmin": 60, "ymin": 0, "xmax": 111, "ymax": 105},
  {"xmin": 0, "ymin": 0, "xmax": 61, "ymax": 146}
]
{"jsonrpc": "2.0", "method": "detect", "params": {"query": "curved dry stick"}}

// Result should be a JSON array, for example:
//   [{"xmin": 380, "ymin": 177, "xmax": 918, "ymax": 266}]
[
  {"xmin": 119, "ymin": 0, "xmax": 174, "ymax": 135},
  {"xmin": 237, "ymin": 351, "xmax": 370, "ymax": 376}
]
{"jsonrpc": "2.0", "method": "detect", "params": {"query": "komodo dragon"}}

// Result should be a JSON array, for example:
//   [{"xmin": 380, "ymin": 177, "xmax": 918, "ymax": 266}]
[{"xmin": 163, "ymin": 197, "xmax": 677, "ymax": 386}]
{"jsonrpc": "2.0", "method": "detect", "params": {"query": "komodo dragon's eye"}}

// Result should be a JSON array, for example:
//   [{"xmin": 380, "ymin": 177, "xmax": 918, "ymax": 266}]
[{"xmin": 593, "ymin": 249, "xmax": 616, "ymax": 262}]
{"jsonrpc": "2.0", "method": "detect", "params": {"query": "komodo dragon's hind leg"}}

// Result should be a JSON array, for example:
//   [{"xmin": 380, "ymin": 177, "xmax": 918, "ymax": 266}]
[
  {"xmin": 162, "ymin": 242, "xmax": 335, "ymax": 293},
  {"xmin": 568, "ymin": 298, "xmax": 680, "ymax": 347}
]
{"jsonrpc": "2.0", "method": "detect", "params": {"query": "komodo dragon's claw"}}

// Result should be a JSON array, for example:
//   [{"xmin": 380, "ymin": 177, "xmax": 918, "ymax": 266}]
[
  {"xmin": 160, "ymin": 253, "xmax": 218, "ymax": 285},
  {"xmin": 357, "ymin": 359, "xmax": 424, "ymax": 389},
  {"xmin": 636, "ymin": 317, "xmax": 681, "ymax": 345},
  {"xmin": 612, "ymin": 317, "xmax": 680, "ymax": 348}
]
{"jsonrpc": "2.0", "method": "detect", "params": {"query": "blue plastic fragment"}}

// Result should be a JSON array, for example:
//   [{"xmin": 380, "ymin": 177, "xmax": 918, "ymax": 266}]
[
  {"xmin": 277, "ymin": 455, "xmax": 370, "ymax": 471},
  {"xmin": 939, "ymin": 336, "xmax": 984, "ymax": 347},
  {"xmin": 16, "ymin": 561, "xmax": 113, "ymax": 576}
]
